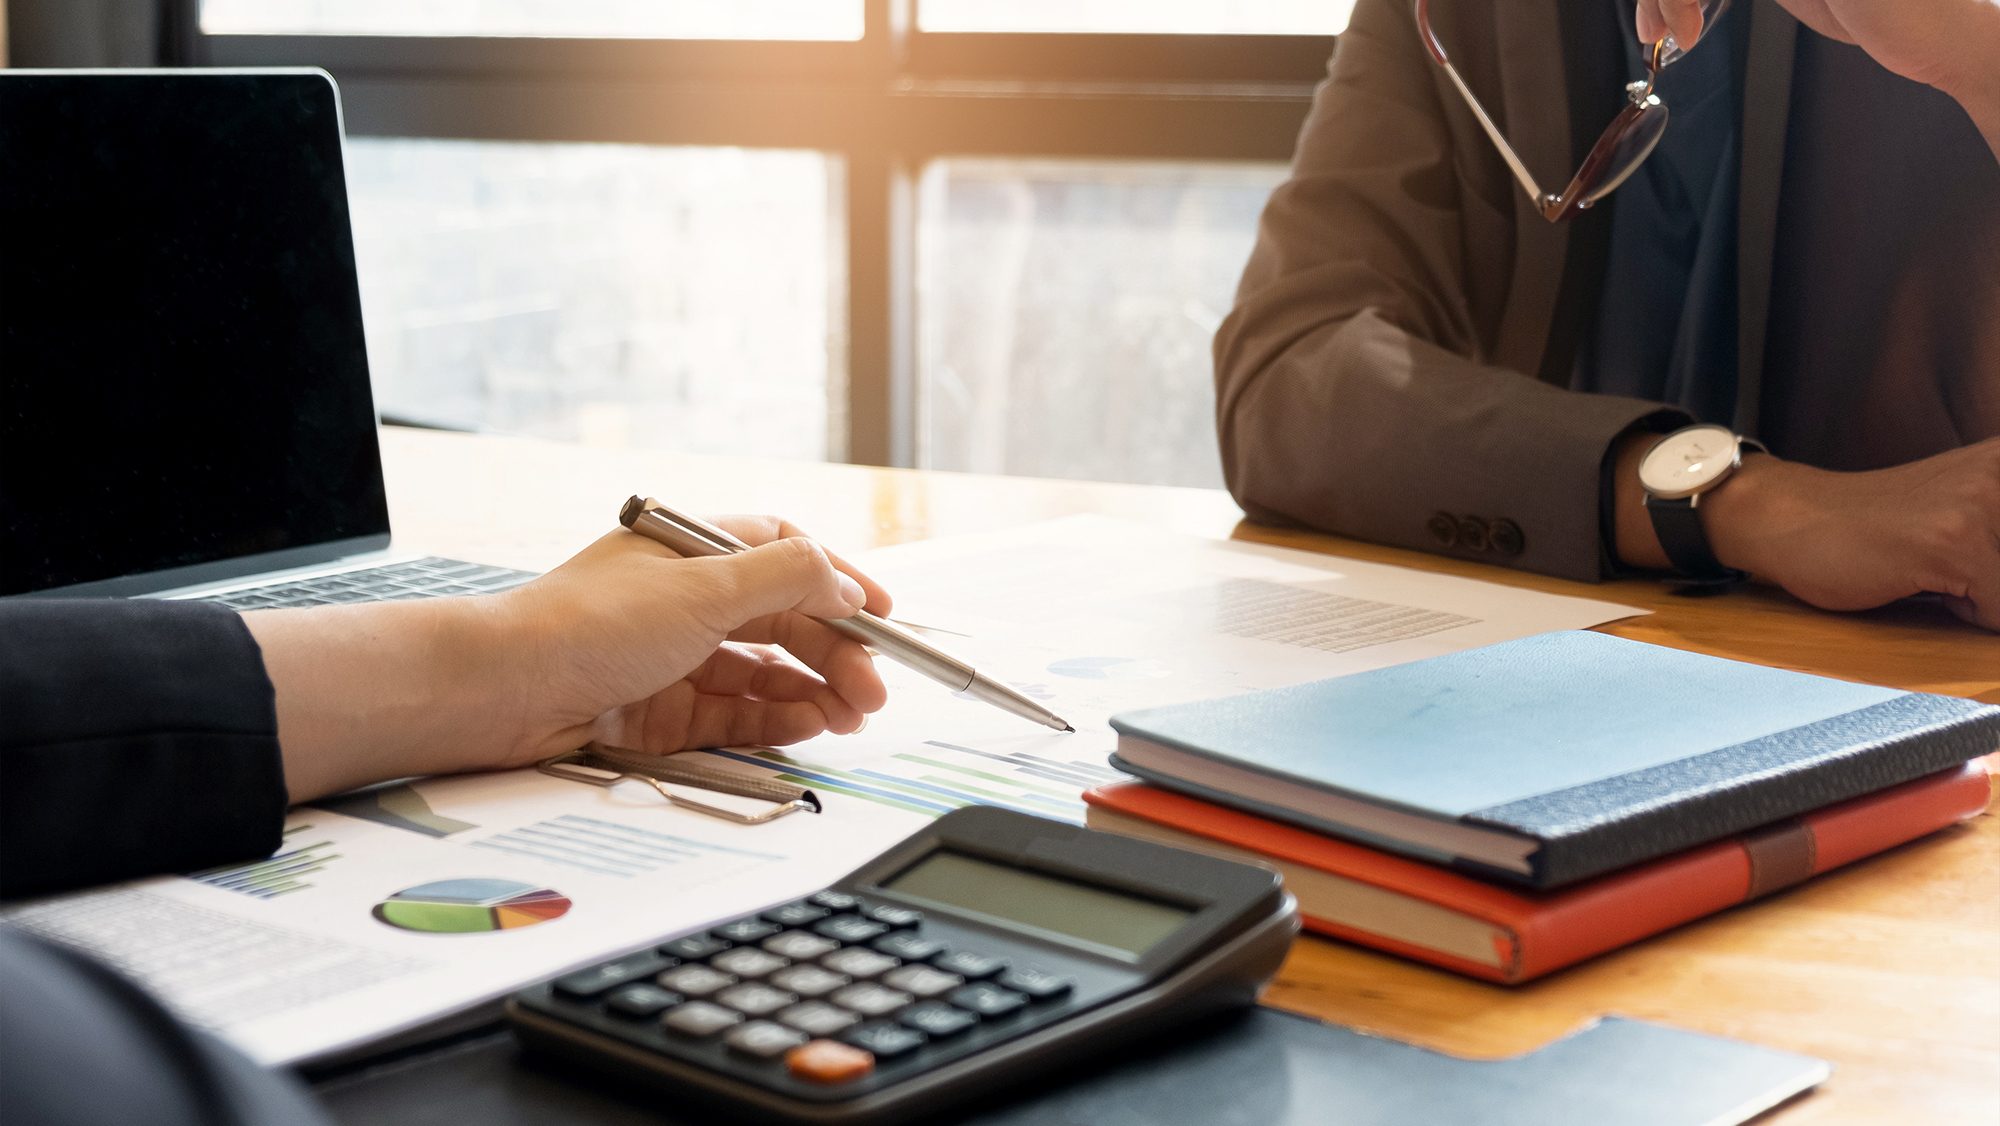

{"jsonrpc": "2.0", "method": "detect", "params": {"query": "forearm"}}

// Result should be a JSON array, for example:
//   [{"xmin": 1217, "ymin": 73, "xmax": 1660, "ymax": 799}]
[
  {"xmin": 1220, "ymin": 306, "xmax": 1685, "ymax": 580},
  {"xmin": 243, "ymin": 597, "xmax": 529, "ymax": 804}
]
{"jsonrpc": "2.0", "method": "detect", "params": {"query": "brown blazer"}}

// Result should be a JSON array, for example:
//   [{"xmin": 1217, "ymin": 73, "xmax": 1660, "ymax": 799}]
[{"xmin": 1215, "ymin": 0, "xmax": 1802, "ymax": 581}]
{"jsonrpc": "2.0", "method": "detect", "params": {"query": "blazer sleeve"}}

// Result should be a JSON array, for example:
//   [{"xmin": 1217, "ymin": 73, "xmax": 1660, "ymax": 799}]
[
  {"xmin": 0, "ymin": 599, "xmax": 286, "ymax": 899},
  {"xmin": 1213, "ymin": 0, "xmax": 1684, "ymax": 581}
]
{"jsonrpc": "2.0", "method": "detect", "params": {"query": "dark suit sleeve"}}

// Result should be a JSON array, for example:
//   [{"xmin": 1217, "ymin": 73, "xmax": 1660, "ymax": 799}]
[
  {"xmin": 0, "ymin": 598, "xmax": 287, "ymax": 899},
  {"xmin": 1213, "ymin": 0, "xmax": 1688, "ymax": 581}
]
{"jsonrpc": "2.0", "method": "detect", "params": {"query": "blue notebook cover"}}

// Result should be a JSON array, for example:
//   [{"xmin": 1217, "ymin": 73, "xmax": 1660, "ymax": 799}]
[{"xmin": 1107, "ymin": 631, "xmax": 2000, "ymax": 887}]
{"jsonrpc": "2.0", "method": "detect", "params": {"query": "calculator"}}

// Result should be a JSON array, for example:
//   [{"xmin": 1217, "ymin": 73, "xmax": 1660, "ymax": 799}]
[{"xmin": 508, "ymin": 806, "xmax": 1299, "ymax": 1124}]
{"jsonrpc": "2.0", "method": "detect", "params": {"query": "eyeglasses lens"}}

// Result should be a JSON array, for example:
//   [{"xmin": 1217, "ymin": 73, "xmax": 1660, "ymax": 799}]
[{"xmin": 1579, "ymin": 103, "xmax": 1670, "ymax": 205}]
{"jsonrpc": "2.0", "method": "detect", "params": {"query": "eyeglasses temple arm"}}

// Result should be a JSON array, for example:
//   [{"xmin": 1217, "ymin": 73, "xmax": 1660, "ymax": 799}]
[{"xmin": 1412, "ymin": 0, "xmax": 1551, "ymax": 211}]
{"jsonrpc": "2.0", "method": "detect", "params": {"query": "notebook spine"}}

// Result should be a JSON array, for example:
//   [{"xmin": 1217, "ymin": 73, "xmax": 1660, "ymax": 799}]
[{"xmin": 1471, "ymin": 697, "xmax": 2000, "ymax": 887}]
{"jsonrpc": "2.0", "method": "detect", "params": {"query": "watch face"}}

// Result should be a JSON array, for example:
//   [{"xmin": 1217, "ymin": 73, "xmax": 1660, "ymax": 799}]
[{"xmin": 1640, "ymin": 425, "xmax": 1739, "ymax": 499}]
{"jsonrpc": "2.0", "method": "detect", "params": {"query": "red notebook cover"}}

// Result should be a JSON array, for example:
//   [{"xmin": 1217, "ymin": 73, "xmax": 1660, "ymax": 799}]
[{"xmin": 1084, "ymin": 764, "xmax": 1990, "ymax": 984}]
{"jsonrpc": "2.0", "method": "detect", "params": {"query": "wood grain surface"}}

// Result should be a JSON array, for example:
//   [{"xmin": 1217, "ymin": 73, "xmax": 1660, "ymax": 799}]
[{"xmin": 382, "ymin": 427, "xmax": 1999, "ymax": 1123}]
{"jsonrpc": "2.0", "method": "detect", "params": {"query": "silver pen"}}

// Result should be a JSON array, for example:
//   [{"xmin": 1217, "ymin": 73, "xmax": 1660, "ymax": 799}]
[{"xmin": 619, "ymin": 496, "xmax": 1074, "ymax": 733}]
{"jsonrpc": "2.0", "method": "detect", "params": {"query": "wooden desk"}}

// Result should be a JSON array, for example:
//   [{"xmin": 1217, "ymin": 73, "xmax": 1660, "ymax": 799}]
[{"xmin": 382, "ymin": 427, "xmax": 2000, "ymax": 1124}]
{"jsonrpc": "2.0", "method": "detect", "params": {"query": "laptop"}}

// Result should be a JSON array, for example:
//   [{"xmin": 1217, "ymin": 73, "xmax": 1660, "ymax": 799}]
[{"xmin": 0, "ymin": 69, "xmax": 532, "ymax": 607}]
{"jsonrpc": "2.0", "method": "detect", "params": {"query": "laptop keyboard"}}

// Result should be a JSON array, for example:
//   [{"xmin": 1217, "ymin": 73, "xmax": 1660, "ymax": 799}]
[{"xmin": 188, "ymin": 557, "xmax": 536, "ymax": 610}]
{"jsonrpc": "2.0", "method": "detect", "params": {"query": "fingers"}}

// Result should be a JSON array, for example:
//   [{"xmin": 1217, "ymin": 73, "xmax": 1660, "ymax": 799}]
[
  {"xmin": 712, "ymin": 515, "xmax": 894, "ymax": 617},
  {"xmin": 686, "ymin": 644, "xmax": 867, "ymax": 732},
  {"xmin": 694, "ymin": 537, "xmax": 868, "ymax": 627},
  {"xmin": 1635, "ymin": 0, "xmax": 1703, "ymax": 47},
  {"xmin": 728, "ymin": 613, "xmax": 890, "ymax": 715},
  {"xmin": 635, "ymin": 679, "xmax": 860, "ymax": 752}
]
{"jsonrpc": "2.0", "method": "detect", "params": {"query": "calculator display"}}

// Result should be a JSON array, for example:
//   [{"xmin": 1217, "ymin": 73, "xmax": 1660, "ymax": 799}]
[{"xmin": 884, "ymin": 850, "xmax": 1191, "ymax": 958}]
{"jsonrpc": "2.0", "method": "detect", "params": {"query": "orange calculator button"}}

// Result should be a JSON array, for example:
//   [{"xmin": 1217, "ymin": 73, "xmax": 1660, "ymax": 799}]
[{"xmin": 785, "ymin": 1039, "xmax": 875, "ymax": 1084}]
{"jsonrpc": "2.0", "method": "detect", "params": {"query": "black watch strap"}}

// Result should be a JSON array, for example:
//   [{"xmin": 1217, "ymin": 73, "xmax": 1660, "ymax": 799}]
[{"xmin": 1643, "ymin": 494, "xmax": 1744, "ymax": 583}]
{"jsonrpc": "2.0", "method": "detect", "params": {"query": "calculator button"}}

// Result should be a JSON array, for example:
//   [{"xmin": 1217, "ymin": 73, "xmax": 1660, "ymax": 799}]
[
  {"xmin": 778, "ymin": 1002, "xmax": 862, "ymax": 1038},
  {"xmin": 881, "ymin": 965, "xmax": 964, "ymax": 1000},
  {"xmin": 860, "ymin": 903, "xmax": 923, "ymax": 929},
  {"xmin": 768, "ymin": 965, "xmax": 850, "ymax": 999},
  {"xmin": 716, "ymin": 983, "xmax": 799, "ymax": 1018},
  {"xmin": 785, "ymin": 1039, "xmax": 874, "ymax": 1085},
  {"xmin": 809, "ymin": 891, "xmax": 860, "ymax": 912},
  {"xmin": 814, "ymin": 916, "xmax": 890, "ymax": 944},
  {"xmin": 761, "ymin": 901, "xmax": 833, "ymax": 928},
  {"xmin": 841, "ymin": 1022, "xmax": 926, "ymax": 1061},
  {"xmin": 997, "ymin": 967, "xmax": 1074, "ymax": 1002},
  {"xmin": 711, "ymin": 947, "xmax": 790, "ymax": 979},
  {"xmin": 820, "ymin": 948, "xmax": 899, "ymax": 979},
  {"xmin": 872, "ymin": 932, "xmax": 947, "ymax": 963},
  {"xmin": 603, "ymin": 984, "xmax": 683, "ymax": 1019},
  {"xmin": 898, "ymin": 1001, "xmax": 978, "ymax": 1040},
  {"xmin": 830, "ymin": 983, "xmax": 914, "ymax": 1018},
  {"xmin": 662, "ymin": 1001, "xmax": 744, "ymax": 1038},
  {"xmin": 763, "ymin": 931, "xmax": 840, "ymax": 961},
  {"xmin": 948, "ymin": 982, "xmax": 1028, "ymax": 1020},
  {"xmin": 932, "ymin": 951, "xmax": 1007, "ymax": 981},
  {"xmin": 660, "ymin": 934, "xmax": 731, "ymax": 961},
  {"xmin": 726, "ymin": 1021, "xmax": 808, "ymax": 1060},
  {"xmin": 553, "ymin": 953, "xmax": 671, "ymax": 999},
  {"xmin": 658, "ymin": 965, "xmax": 738, "ymax": 998},
  {"xmin": 714, "ymin": 918, "xmax": 783, "ymax": 945}
]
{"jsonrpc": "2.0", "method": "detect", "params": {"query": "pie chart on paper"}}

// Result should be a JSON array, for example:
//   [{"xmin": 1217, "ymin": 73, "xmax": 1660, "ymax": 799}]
[{"xmin": 372, "ymin": 878, "xmax": 572, "ymax": 934}]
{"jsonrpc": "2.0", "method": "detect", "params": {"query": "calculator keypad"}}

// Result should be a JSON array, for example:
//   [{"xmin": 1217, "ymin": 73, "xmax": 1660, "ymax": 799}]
[
  {"xmin": 659, "ymin": 964, "xmax": 738, "ymax": 997},
  {"xmin": 711, "ymin": 947, "xmax": 789, "ymax": 979},
  {"xmin": 531, "ymin": 892, "xmax": 1092, "ymax": 1097}
]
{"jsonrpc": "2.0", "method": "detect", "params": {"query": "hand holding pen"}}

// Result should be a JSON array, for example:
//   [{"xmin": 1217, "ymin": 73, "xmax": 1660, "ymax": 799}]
[{"xmin": 622, "ymin": 497, "xmax": 1074, "ymax": 733}]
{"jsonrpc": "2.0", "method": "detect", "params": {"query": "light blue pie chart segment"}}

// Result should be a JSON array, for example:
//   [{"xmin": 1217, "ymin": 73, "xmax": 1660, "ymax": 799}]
[
  {"xmin": 394, "ymin": 878, "xmax": 537, "ymax": 905},
  {"xmin": 1047, "ymin": 656, "xmax": 1171, "ymax": 681}
]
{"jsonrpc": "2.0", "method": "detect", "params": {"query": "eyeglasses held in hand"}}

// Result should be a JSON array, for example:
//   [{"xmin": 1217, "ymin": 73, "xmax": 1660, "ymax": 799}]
[{"xmin": 1414, "ymin": 0, "xmax": 1731, "ymax": 222}]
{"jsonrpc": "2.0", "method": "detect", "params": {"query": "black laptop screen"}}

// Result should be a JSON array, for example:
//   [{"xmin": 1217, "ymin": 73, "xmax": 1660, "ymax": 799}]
[{"xmin": 0, "ymin": 72, "xmax": 390, "ymax": 596}]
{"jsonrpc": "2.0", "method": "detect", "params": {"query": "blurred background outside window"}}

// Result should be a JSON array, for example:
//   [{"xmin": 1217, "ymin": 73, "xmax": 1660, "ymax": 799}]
[{"xmin": 178, "ymin": 0, "xmax": 1354, "ymax": 487}]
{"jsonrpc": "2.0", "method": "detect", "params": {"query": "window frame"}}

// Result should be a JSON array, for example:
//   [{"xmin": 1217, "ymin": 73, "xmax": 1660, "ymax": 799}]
[{"xmin": 171, "ymin": 0, "xmax": 1333, "ymax": 468}]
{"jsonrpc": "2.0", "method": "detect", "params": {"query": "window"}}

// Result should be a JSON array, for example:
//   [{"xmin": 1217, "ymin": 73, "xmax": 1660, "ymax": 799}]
[
  {"xmin": 201, "ymin": 1, "xmax": 864, "ymax": 40},
  {"xmin": 918, "ymin": 0, "xmax": 1354, "ymax": 35},
  {"xmin": 917, "ymin": 159, "xmax": 1285, "ymax": 487},
  {"xmin": 348, "ymin": 139, "xmax": 841, "ymax": 460},
  {"xmin": 184, "ymin": 3, "xmax": 1332, "ymax": 484}
]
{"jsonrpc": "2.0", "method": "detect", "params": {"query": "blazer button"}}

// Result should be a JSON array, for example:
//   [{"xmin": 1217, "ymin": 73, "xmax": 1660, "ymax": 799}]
[
  {"xmin": 1490, "ymin": 519, "xmax": 1525, "ymax": 558},
  {"xmin": 1456, "ymin": 516, "xmax": 1490, "ymax": 553},
  {"xmin": 1427, "ymin": 512, "xmax": 1458, "ymax": 547}
]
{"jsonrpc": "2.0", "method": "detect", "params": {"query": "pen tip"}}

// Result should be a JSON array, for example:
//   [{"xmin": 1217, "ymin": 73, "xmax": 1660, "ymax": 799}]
[{"xmin": 1059, "ymin": 722, "xmax": 1075, "ymax": 733}]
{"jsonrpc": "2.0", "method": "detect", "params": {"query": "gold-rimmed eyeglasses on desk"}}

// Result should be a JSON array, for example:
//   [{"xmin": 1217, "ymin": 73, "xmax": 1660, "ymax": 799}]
[{"xmin": 540, "ymin": 742, "xmax": 821, "ymax": 825}]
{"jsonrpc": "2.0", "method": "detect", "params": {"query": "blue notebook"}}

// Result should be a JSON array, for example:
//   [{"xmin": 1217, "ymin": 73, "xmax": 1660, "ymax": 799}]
[{"xmin": 1107, "ymin": 631, "xmax": 2000, "ymax": 888}]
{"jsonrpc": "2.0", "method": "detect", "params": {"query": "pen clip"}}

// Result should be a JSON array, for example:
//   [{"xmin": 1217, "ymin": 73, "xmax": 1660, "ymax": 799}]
[{"xmin": 539, "ymin": 742, "xmax": 821, "ymax": 825}]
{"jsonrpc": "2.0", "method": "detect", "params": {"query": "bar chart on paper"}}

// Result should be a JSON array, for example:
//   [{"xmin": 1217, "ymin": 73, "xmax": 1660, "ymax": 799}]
[
  {"xmin": 469, "ymin": 814, "xmax": 788, "ymax": 879},
  {"xmin": 188, "ymin": 824, "xmax": 338, "ymax": 899},
  {"xmin": 702, "ymin": 741, "xmax": 1120, "ymax": 823}
]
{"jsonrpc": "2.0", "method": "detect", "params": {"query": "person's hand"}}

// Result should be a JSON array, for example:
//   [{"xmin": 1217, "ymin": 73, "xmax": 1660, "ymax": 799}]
[
  {"xmin": 1635, "ymin": 0, "xmax": 2000, "ymax": 155},
  {"xmin": 246, "ymin": 517, "xmax": 896, "ymax": 803},
  {"xmin": 494, "ymin": 519, "xmax": 894, "ymax": 767},
  {"xmin": 1701, "ymin": 439, "xmax": 2000, "ymax": 630}
]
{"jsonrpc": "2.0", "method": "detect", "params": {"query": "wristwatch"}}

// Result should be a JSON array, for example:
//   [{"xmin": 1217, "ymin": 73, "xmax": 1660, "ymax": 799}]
[{"xmin": 1638, "ymin": 424, "xmax": 1765, "ymax": 582}]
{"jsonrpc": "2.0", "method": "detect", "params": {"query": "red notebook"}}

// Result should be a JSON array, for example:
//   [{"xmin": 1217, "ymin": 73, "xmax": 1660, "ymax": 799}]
[{"xmin": 1083, "ymin": 764, "xmax": 1991, "ymax": 984}]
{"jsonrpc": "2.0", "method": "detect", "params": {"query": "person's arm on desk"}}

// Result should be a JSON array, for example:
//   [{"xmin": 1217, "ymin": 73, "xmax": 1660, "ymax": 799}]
[
  {"xmin": 253, "ymin": 519, "xmax": 891, "ymax": 804},
  {"xmin": 0, "ymin": 518, "xmax": 892, "ymax": 1126},
  {"xmin": 1611, "ymin": 434, "xmax": 2000, "ymax": 629}
]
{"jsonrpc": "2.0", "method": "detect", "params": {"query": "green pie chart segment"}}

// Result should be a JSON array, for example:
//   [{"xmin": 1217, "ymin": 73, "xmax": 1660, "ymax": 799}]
[{"xmin": 372, "ymin": 878, "xmax": 572, "ymax": 934}]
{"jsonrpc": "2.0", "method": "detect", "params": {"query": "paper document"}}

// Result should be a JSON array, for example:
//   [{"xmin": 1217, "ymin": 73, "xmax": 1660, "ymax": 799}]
[
  {"xmin": 688, "ymin": 517, "xmax": 1647, "ymax": 824},
  {"xmin": 1, "ymin": 516, "xmax": 1642, "ymax": 1065}
]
